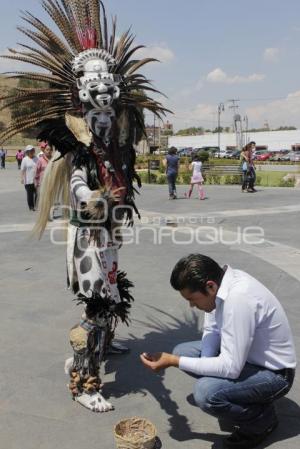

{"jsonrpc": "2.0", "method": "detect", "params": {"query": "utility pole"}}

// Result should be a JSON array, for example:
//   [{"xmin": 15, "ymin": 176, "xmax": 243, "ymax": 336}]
[
  {"xmin": 153, "ymin": 113, "xmax": 156, "ymax": 149},
  {"xmin": 243, "ymin": 115, "xmax": 249, "ymax": 147},
  {"xmin": 228, "ymin": 99, "xmax": 240, "ymax": 115},
  {"xmin": 228, "ymin": 99, "xmax": 243, "ymax": 150},
  {"xmin": 217, "ymin": 103, "xmax": 225, "ymax": 153}
]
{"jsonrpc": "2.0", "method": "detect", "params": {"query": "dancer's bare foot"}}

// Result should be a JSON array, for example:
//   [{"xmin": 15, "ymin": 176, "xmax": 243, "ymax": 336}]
[{"xmin": 75, "ymin": 392, "xmax": 114, "ymax": 412}]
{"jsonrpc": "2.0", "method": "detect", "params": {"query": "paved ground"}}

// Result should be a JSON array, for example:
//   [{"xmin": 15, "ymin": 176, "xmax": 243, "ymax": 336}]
[{"xmin": 0, "ymin": 164, "xmax": 299, "ymax": 449}]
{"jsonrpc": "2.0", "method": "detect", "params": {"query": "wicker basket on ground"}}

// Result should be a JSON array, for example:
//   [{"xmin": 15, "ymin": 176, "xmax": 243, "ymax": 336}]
[{"xmin": 114, "ymin": 417, "xmax": 157, "ymax": 449}]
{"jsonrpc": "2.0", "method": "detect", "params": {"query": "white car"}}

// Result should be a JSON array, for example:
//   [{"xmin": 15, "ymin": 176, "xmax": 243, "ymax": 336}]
[
  {"xmin": 215, "ymin": 149, "xmax": 232, "ymax": 158},
  {"xmin": 288, "ymin": 151, "xmax": 300, "ymax": 162}
]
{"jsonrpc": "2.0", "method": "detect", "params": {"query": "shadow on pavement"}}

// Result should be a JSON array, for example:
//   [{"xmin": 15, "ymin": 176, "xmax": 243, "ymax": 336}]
[
  {"xmin": 104, "ymin": 307, "xmax": 221, "ymax": 446},
  {"xmin": 104, "ymin": 307, "xmax": 300, "ymax": 448},
  {"xmin": 258, "ymin": 397, "xmax": 300, "ymax": 448}
]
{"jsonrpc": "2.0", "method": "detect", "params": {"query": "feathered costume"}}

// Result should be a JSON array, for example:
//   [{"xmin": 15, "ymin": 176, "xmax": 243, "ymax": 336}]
[{"xmin": 0, "ymin": 0, "xmax": 169, "ymax": 411}]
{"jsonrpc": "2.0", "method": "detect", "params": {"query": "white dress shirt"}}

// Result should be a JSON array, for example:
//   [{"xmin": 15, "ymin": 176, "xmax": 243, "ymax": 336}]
[{"xmin": 179, "ymin": 266, "xmax": 296, "ymax": 379}]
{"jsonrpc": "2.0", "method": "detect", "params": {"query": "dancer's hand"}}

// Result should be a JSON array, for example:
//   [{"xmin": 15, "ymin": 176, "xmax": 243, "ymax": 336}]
[{"xmin": 140, "ymin": 352, "xmax": 179, "ymax": 372}]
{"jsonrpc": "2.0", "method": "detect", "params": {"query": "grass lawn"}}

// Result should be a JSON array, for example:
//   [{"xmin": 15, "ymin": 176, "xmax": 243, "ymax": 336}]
[{"xmin": 256, "ymin": 171, "xmax": 294, "ymax": 186}]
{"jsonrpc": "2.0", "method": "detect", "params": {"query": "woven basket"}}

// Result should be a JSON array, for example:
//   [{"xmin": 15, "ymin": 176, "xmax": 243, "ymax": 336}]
[{"xmin": 114, "ymin": 417, "xmax": 157, "ymax": 449}]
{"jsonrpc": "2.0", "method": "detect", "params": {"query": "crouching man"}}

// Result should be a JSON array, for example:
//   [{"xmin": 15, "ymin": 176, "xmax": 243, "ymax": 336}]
[{"xmin": 140, "ymin": 254, "xmax": 296, "ymax": 449}]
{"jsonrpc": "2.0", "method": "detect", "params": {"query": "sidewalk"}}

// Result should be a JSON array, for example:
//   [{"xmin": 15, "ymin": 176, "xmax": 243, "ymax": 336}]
[{"xmin": 0, "ymin": 164, "xmax": 299, "ymax": 449}]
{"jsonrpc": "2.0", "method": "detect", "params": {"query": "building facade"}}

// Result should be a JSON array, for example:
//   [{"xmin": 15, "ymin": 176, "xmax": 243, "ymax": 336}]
[{"xmin": 169, "ymin": 130, "xmax": 300, "ymax": 152}]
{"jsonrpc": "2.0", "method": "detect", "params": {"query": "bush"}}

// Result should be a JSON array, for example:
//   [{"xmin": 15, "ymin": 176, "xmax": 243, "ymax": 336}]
[
  {"xmin": 139, "ymin": 171, "xmax": 157, "ymax": 183},
  {"xmin": 255, "ymin": 176, "xmax": 262, "ymax": 186},
  {"xmin": 196, "ymin": 151, "xmax": 209, "ymax": 163},
  {"xmin": 278, "ymin": 178, "xmax": 295, "ymax": 187},
  {"xmin": 158, "ymin": 164, "xmax": 165, "ymax": 174},
  {"xmin": 179, "ymin": 173, "xmax": 191, "ymax": 184},
  {"xmin": 156, "ymin": 173, "xmax": 167, "ymax": 184},
  {"xmin": 223, "ymin": 175, "xmax": 242, "ymax": 185},
  {"xmin": 206, "ymin": 175, "xmax": 222, "ymax": 185}
]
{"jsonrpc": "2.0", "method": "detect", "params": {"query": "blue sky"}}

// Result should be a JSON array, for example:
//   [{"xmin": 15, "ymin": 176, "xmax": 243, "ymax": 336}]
[{"xmin": 1, "ymin": 0, "xmax": 300, "ymax": 130}]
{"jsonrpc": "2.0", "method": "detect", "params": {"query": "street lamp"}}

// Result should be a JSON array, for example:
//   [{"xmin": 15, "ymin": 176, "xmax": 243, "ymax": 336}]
[
  {"xmin": 217, "ymin": 103, "xmax": 225, "ymax": 154},
  {"xmin": 243, "ymin": 115, "xmax": 249, "ymax": 146}
]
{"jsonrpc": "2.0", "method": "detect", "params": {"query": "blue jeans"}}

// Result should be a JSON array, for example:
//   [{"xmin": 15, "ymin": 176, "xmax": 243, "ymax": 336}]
[
  {"xmin": 167, "ymin": 172, "xmax": 177, "ymax": 196},
  {"xmin": 173, "ymin": 340, "xmax": 294, "ymax": 434}
]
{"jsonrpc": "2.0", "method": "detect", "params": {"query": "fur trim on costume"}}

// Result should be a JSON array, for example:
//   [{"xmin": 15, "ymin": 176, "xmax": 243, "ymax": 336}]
[{"xmin": 74, "ymin": 271, "xmax": 134, "ymax": 325}]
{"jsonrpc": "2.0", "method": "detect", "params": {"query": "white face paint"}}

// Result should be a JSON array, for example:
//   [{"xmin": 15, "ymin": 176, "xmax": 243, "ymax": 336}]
[
  {"xmin": 72, "ymin": 49, "xmax": 120, "ymax": 112},
  {"xmin": 72, "ymin": 49, "xmax": 121, "ymax": 142},
  {"xmin": 84, "ymin": 108, "xmax": 115, "ymax": 144}
]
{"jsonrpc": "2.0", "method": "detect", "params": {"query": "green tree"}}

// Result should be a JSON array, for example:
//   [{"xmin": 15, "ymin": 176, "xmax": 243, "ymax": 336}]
[
  {"xmin": 212, "ymin": 126, "xmax": 223, "ymax": 133},
  {"xmin": 176, "ymin": 126, "xmax": 204, "ymax": 136},
  {"xmin": 161, "ymin": 129, "xmax": 173, "ymax": 136},
  {"xmin": 275, "ymin": 126, "xmax": 297, "ymax": 131}
]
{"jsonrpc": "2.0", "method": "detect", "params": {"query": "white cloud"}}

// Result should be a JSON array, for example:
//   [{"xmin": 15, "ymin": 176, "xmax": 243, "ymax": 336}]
[
  {"xmin": 169, "ymin": 91, "xmax": 300, "ymax": 130},
  {"xmin": 246, "ymin": 90, "xmax": 300, "ymax": 128},
  {"xmin": 263, "ymin": 47, "xmax": 280, "ymax": 63},
  {"xmin": 206, "ymin": 68, "xmax": 227, "ymax": 83},
  {"xmin": 135, "ymin": 43, "xmax": 175, "ymax": 63},
  {"xmin": 171, "ymin": 102, "xmax": 234, "ymax": 130},
  {"xmin": 206, "ymin": 67, "xmax": 265, "ymax": 84}
]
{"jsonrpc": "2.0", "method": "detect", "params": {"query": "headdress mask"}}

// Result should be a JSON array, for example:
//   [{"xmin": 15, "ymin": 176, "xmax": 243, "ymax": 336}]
[{"xmin": 0, "ymin": 0, "xmax": 171, "ymax": 205}]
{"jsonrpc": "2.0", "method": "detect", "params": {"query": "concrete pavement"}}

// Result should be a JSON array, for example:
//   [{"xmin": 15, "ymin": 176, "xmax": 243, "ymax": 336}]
[{"xmin": 0, "ymin": 164, "xmax": 299, "ymax": 449}]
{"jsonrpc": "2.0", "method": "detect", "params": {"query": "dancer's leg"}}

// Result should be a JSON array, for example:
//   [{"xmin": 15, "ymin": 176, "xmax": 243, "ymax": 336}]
[
  {"xmin": 66, "ymin": 229, "xmax": 118, "ymax": 412},
  {"xmin": 68, "ymin": 322, "xmax": 114, "ymax": 413}
]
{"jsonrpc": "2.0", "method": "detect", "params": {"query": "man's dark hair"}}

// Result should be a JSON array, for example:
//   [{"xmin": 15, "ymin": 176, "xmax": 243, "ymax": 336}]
[
  {"xmin": 249, "ymin": 141, "xmax": 256, "ymax": 145},
  {"xmin": 168, "ymin": 146, "xmax": 177, "ymax": 155},
  {"xmin": 170, "ymin": 254, "xmax": 224, "ymax": 294}
]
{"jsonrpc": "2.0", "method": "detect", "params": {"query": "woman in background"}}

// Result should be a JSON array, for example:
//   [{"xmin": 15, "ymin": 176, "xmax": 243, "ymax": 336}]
[{"xmin": 186, "ymin": 154, "xmax": 205, "ymax": 200}]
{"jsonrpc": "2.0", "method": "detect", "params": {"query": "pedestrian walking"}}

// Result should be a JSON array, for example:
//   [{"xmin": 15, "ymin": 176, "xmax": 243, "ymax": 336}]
[
  {"xmin": 240, "ymin": 142, "xmax": 257, "ymax": 193},
  {"xmin": 0, "ymin": 147, "xmax": 7, "ymax": 169},
  {"xmin": 163, "ymin": 146, "xmax": 179, "ymax": 199},
  {"xmin": 248, "ymin": 141, "xmax": 257, "ymax": 192},
  {"xmin": 141, "ymin": 253, "xmax": 296, "ymax": 449},
  {"xmin": 15, "ymin": 149, "xmax": 24, "ymax": 169},
  {"xmin": 240, "ymin": 145, "xmax": 250, "ymax": 192},
  {"xmin": 20, "ymin": 145, "xmax": 38, "ymax": 211},
  {"xmin": 185, "ymin": 154, "xmax": 205, "ymax": 199},
  {"xmin": 34, "ymin": 142, "xmax": 53, "ymax": 194}
]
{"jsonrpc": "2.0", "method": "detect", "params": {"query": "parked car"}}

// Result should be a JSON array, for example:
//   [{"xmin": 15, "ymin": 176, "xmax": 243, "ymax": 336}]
[
  {"xmin": 228, "ymin": 149, "xmax": 241, "ymax": 159},
  {"xmin": 279, "ymin": 151, "xmax": 300, "ymax": 162},
  {"xmin": 255, "ymin": 152, "xmax": 272, "ymax": 161},
  {"xmin": 177, "ymin": 147, "xmax": 193, "ymax": 157},
  {"xmin": 252, "ymin": 149, "xmax": 269, "ymax": 160},
  {"xmin": 289, "ymin": 151, "xmax": 300, "ymax": 162},
  {"xmin": 215, "ymin": 149, "xmax": 233, "ymax": 158},
  {"xmin": 269, "ymin": 150, "xmax": 289, "ymax": 161},
  {"xmin": 197, "ymin": 146, "xmax": 220, "ymax": 156}
]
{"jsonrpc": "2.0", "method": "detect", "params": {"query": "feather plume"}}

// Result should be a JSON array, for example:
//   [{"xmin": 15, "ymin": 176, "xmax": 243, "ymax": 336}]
[{"xmin": 0, "ymin": 0, "xmax": 171, "ymax": 144}]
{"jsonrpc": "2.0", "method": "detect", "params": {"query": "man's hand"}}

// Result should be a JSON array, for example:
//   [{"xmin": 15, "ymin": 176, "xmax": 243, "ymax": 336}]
[{"xmin": 140, "ymin": 352, "xmax": 179, "ymax": 372}]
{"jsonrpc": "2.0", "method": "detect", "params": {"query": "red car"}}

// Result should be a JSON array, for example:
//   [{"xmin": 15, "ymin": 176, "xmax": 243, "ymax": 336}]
[{"xmin": 255, "ymin": 152, "xmax": 272, "ymax": 161}]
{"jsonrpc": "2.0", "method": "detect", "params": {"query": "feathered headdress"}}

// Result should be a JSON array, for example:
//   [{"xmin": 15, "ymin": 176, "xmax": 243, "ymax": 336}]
[{"xmin": 0, "ymin": 0, "xmax": 169, "ymax": 143}]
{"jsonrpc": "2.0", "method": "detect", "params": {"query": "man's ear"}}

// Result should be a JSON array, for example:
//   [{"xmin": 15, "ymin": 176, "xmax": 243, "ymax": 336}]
[{"xmin": 206, "ymin": 281, "xmax": 218, "ymax": 294}]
